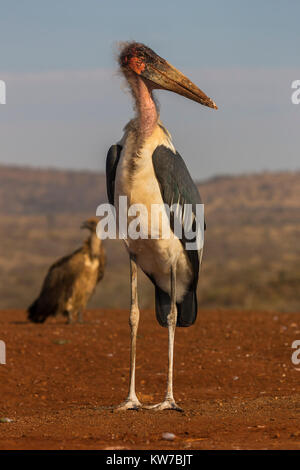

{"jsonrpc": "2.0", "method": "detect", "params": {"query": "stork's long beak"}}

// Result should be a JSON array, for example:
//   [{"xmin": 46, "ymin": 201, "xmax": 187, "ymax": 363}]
[
  {"xmin": 134, "ymin": 51, "xmax": 217, "ymax": 109},
  {"xmin": 144, "ymin": 60, "xmax": 217, "ymax": 109}
]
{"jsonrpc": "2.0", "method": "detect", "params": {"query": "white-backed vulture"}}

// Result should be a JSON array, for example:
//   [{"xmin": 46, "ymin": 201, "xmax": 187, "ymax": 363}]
[{"xmin": 27, "ymin": 218, "xmax": 106, "ymax": 324}]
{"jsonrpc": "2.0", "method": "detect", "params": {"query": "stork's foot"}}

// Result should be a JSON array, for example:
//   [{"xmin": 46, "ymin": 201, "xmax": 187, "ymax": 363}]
[
  {"xmin": 146, "ymin": 399, "xmax": 183, "ymax": 412},
  {"xmin": 114, "ymin": 398, "xmax": 143, "ymax": 411}
]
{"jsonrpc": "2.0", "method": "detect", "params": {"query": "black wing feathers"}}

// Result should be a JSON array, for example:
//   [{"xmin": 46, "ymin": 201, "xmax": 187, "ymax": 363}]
[
  {"xmin": 106, "ymin": 144, "xmax": 122, "ymax": 204},
  {"xmin": 152, "ymin": 145, "xmax": 202, "ymax": 288},
  {"xmin": 152, "ymin": 145, "xmax": 203, "ymax": 327}
]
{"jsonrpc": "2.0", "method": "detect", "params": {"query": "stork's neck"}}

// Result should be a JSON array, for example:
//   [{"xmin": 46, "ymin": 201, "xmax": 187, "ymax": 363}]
[{"xmin": 131, "ymin": 75, "xmax": 158, "ymax": 139}]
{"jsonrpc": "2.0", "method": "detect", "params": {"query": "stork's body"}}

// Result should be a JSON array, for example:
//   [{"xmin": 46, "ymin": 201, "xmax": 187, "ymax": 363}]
[
  {"xmin": 115, "ymin": 121, "xmax": 193, "ymax": 305},
  {"xmin": 107, "ymin": 42, "xmax": 217, "ymax": 410}
]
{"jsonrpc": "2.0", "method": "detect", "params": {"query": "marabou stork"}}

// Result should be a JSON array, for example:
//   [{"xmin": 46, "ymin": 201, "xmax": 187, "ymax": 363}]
[
  {"xmin": 106, "ymin": 42, "xmax": 217, "ymax": 411},
  {"xmin": 27, "ymin": 218, "xmax": 106, "ymax": 324}
]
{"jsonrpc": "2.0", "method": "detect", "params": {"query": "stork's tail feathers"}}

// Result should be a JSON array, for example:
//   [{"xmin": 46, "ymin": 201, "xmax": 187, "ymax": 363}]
[{"xmin": 155, "ymin": 285, "xmax": 198, "ymax": 327}]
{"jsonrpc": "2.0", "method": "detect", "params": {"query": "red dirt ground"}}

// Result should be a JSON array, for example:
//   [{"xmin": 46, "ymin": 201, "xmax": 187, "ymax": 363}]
[{"xmin": 0, "ymin": 308, "xmax": 300, "ymax": 450}]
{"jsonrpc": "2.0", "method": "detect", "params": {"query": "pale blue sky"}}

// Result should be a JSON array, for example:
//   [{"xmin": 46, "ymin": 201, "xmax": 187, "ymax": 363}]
[{"xmin": 0, "ymin": 0, "xmax": 299, "ymax": 178}]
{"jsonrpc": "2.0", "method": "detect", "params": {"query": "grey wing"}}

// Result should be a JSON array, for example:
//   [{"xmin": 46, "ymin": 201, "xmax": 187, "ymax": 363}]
[
  {"xmin": 106, "ymin": 144, "xmax": 122, "ymax": 205},
  {"xmin": 151, "ymin": 145, "xmax": 205, "ymax": 327},
  {"xmin": 152, "ymin": 144, "xmax": 204, "ymax": 290}
]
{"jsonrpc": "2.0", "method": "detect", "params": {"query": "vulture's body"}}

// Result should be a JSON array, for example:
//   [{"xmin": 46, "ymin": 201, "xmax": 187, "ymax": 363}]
[{"xmin": 28, "ymin": 219, "xmax": 105, "ymax": 323}]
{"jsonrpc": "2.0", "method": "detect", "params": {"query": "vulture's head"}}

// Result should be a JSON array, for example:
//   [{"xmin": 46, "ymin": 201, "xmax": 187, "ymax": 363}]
[{"xmin": 81, "ymin": 217, "xmax": 98, "ymax": 233}]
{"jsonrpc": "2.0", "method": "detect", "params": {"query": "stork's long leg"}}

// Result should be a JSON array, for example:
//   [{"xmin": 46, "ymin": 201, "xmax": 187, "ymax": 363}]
[
  {"xmin": 147, "ymin": 264, "xmax": 183, "ymax": 411},
  {"xmin": 115, "ymin": 254, "xmax": 142, "ymax": 410}
]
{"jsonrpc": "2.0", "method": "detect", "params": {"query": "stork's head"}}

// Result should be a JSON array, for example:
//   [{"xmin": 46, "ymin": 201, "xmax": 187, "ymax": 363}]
[
  {"xmin": 81, "ymin": 217, "xmax": 98, "ymax": 232},
  {"xmin": 119, "ymin": 42, "xmax": 217, "ymax": 109}
]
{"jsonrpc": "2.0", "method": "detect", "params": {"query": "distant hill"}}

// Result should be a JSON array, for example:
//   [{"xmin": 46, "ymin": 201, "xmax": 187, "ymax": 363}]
[
  {"xmin": 0, "ymin": 165, "xmax": 107, "ymax": 214},
  {"xmin": 0, "ymin": 165, "xmax": 299, "ymax": 312}
]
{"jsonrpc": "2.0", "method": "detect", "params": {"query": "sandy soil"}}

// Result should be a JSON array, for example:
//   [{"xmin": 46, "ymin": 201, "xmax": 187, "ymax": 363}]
[{"xmin": 0, "ymin": 308, "xmax": 300, "ymax": 450}]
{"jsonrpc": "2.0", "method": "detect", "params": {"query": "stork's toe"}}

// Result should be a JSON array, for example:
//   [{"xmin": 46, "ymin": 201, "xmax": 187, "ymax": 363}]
[
  {"xmin": 145, "ymin": 399, "xmax": 183, "ymax": 412},
  {"xmin": 114, "ymin": 399, "xmax": 143, "ymax": 411}
]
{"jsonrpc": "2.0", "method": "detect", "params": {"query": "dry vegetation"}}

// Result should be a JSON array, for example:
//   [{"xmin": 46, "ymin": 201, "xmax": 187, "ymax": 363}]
[{"xmin": 0, "ymin": 165, "xmax": 299, "ymax": 312}]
